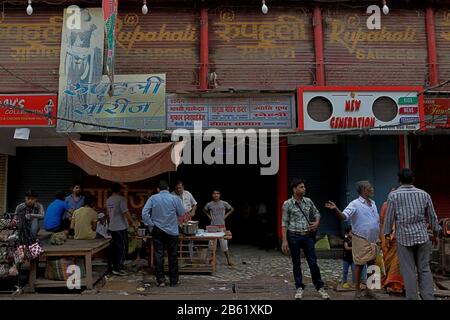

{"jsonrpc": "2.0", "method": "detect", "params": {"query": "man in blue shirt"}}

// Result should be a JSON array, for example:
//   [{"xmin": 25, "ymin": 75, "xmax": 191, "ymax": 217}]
[
  {"xmin": 44, "ymin": 190, "xmax": 72, "ymax": 232},
  {"xmin": 142, "ymin": 180, "xmax": 185, "ymax": 287},
  {"xmin": 65, "ymin": 183, "xmax": 85, "ymax": 213}
]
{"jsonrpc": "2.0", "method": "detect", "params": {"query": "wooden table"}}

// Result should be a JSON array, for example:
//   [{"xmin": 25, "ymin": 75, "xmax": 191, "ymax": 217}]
[
  {"xmin": 28, "ymin": 239, "xmax": 111, "ymax": 292},
  {"xmin": 138, "ymin": 231, "xmax": 232, "ymax": 274}
]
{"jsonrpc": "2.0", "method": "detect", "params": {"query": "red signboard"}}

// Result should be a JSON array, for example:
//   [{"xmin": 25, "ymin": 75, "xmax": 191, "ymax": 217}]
[
  {"xmin": 424, "ymin": 98, "xmax": 450, "ymax": 128},
  {"xmin": 0, "ymin": 94, "xmax": 57, "ymax": 126}
]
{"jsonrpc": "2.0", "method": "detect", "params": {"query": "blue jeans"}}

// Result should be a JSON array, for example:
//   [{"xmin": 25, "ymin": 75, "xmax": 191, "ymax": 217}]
[
  {"xmin": 342, "ymin": 260, "xmax": 355, "ymax": 283},
  {"xmin": 287, "ymin": 231, "xmax": 324, "ymax": 290},
  {"xmin": 342, "ymin": 261, "xmax": 367, "ymax": 283}
]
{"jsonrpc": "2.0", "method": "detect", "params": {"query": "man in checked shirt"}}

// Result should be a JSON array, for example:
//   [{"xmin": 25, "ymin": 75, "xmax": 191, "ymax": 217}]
[
  {"xmin": 281, "ymin": 178, "xmax": 330, "ymax": 300},
  {"xmin": 384, "ymin": 168, "xmax": 440, "ymax": 300}
]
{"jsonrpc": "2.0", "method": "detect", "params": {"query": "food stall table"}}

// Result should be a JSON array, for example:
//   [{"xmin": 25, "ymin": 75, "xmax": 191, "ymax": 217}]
[
  {"xmin": 138, "ymin": 231, "xmax": 232, "ymax": 274},
  {"xmin": 28, "ymin": 238, "xmax": 111, "ymax": 292}
]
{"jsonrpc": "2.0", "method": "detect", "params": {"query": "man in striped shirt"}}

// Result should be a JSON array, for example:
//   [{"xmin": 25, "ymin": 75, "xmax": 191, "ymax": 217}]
[{"xmin": 384, "ymin": 168, "xmax": 440, "ymax": 300}]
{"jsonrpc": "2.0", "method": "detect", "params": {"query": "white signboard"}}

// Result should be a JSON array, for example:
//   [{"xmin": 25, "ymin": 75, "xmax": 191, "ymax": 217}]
[{"xmin": 298, "ymin": 87, "xmax": 423, "ymax": 131}]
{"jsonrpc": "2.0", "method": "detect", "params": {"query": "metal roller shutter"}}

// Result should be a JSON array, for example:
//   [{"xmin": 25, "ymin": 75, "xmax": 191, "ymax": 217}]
[
  {"xmin": 115, "ymin": 6, "xmax": 199, "ymax": 92},
  {"xmin": 0, "ymin": 7, "xmax": 62, "ymax": 93},
  {"xmin": 287, "ymin": 144, "xmax": 340, "ymax": 234},
  {"xmin": 7, "ymin": 147, "xmax": 82, "ymax": 211},
  {"xmin": 323, "ymin": 7, "xmax": 428, "ymax": 86},
  {"xmin": 435, "ymin": 8, "xmax": 450, "ymax": 91},
  {"xmin": 209, "ymin": 5, "xmax": 315, "ymax": 91}
]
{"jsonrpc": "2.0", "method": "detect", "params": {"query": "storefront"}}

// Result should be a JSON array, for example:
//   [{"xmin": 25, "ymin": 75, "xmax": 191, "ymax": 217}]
[
  {"xmin": 296, "ymin": 86, "xmax": 424, "ymax": 235},
  {"xmin": 0, "ymin": 1, "xmax": 447, "ymax": 246},
  {"xmin": 0, "ymin": 155, "xmax": 7, "ymax": 214},
  {"xmin": 410, "ymin": 97, "xmax": 450, "ymax": 219}
]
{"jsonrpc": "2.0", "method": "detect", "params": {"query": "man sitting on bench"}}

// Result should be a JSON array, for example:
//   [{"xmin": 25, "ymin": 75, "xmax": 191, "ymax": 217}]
[{"xmin": 70, "ymin": 193, "xmax": 98, "ymax": 240}]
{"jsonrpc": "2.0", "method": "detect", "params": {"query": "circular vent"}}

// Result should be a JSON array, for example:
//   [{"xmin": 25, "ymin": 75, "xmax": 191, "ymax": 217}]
[
  {"xmin": 307, "ymin": 96, "xmax": 333, "ymax": 122},
  {"xmin": 372, "ymin": 96, "xmax": 398, "ymax": 122}
]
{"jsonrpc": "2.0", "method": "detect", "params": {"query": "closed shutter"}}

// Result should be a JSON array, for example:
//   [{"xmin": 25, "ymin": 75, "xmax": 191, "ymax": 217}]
[
  {"xmin": 209, "ymin": 5, "xmax": 315, "ymax": 90},
  {"xmin": 7, "ymin": 147, "xmax": 82, "ymax": 211},
  {"xmin": 435, "ymin": 8, "xmax": 450, "ymax": 91},
  {"xmin": 0, "ymin": 155, "xmax": 7, "ymax": 214},
  {"xmin": 0, "ymin": 7, "xmax": 62, "ymax": 93},
  {"xmin": 115, "ymin": 6, "xmax": 199, "ymax": 92},
  {"xmin": 323, "ymin": 7, "xmax": 428, "ymax": 86},
  {"xmin": 411, "ymin": 136, "xmax": 450, "ymax": 219},
  {"xmin": 287, "ymin": 144, "xmax": 340, "ymax": 234}
]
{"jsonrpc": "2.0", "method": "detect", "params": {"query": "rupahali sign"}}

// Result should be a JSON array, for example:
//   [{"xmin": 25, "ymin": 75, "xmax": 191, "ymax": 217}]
[{"xmin": 298, "ymin": 86, "xmax": 424, "ymax": 131}]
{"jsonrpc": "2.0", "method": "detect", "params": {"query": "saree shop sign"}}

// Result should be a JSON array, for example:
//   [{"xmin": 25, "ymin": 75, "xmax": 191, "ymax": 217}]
[
  {"xmin": 0, "ymin": 94, "xmax": 57, "ymax": 126},
  {"xmin": 298, "ymin": 86, "xmax": 424, "ymax": 131},
  {"xmin": 424, "ymin": 98, "xmax": 450, "ymax": 128},
  {"xmin": 166, "ymin": 95, "xmax": 295, "ymax": 129}
]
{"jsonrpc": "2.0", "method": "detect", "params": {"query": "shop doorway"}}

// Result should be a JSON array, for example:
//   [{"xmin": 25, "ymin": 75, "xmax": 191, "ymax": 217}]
[
  {"xmin": 172, "ymin": 163, "xmax": 278, "ymax": 249},
  {"xmin": 411, "ymin": 135, "xmax": 450, "ymax": 219}
]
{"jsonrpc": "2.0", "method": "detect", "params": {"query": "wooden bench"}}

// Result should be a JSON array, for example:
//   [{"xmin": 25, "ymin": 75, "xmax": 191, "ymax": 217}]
[
  {"xmin": 28, "ymin": 238, "xmax": 111, "ymax": 292},
  {"xmin": 138, "ymin": 231, "xmax": 232, "ymax": 274}
]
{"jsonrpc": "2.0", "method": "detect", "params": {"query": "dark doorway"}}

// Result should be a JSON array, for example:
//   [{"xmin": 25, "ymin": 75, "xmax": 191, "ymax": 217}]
[{"xmin": 172, "ymin": 163, "xmax": 278, "ymax": 249}]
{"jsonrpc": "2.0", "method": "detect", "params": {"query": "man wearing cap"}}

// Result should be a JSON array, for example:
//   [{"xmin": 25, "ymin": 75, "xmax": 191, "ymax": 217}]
[{"xmin": 96, "ymin": 212, "xmax": 111, "ymax": 239}]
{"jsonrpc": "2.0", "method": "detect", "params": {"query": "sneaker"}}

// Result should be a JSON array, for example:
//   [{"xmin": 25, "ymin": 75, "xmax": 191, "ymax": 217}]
[
  {"xmin": 317, "ymin": 288, "xmax": 330, "ymax": 300},
  {"xmin": 157, "ymin": 282, "xmax": 166, "ymax": 287},
  {"xmin": 294, "ymin": 288, "xmax": 304, "ymax": 300},
  {"xmin": 342, "ymin": 282, "xmax": 351, "ymax": 289}
]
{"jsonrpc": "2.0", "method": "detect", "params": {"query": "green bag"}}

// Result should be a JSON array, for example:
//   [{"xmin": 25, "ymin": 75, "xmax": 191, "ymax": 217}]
[{"xmin": 315, "ymin": 235, "xmax": 331, "ymax": 251}]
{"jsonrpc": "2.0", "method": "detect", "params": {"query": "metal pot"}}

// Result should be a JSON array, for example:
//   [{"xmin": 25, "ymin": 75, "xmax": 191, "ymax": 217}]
[{"xmin": 182, "ymin": 221, "xmax": 198, "ymax": 235}]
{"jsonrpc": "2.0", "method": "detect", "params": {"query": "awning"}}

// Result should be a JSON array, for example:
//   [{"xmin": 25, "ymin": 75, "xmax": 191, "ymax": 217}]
[{"xmin": 67, "ymin": 139, "xmax": 185, "ymax": 182}]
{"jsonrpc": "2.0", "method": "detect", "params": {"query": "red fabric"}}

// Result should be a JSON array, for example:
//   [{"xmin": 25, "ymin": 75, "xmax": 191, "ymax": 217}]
[{"xmin": 67, "ymin": 139, "xmax": 185, "ymax": 182}]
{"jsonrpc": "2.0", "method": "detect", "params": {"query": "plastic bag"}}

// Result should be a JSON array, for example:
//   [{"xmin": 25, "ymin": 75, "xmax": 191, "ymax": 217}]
[
  {"xmin": 315, "ymin": 235, "xmax": 331, "ymax": 251},
  {"xmin": 28, "ymin": 241, "xmax": 44, "ymax": 259}
]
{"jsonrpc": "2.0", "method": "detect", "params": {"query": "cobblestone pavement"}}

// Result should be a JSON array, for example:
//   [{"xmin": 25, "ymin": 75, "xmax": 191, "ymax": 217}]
[
  {"xmin": 0, "ymin": 244, "xmax": 419, "ymax": 300},
  {"xmin": 94, "ymin": 244, "xmax": 405, "ymax": 300}
]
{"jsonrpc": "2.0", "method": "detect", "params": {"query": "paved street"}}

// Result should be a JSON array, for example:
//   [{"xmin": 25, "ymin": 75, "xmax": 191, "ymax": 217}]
[{"xmin": 0, "ymin": 244, "xmax": 413, "ymax": 300}]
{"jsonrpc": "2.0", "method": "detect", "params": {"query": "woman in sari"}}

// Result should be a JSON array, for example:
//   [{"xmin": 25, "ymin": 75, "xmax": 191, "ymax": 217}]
[{"xmin": 379, "ymin": 190, "xmax": 405, "ymax": 294}]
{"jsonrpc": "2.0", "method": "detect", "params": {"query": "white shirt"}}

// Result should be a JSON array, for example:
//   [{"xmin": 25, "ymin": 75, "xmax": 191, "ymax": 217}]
[
  {"xmin": 343, "ymin": 196, "xmax": 380, "ymax": 243},
  {"xmin": 172, "ymin": 190, "xmax": 197, "ymax": 212},
  {"xmin": 96, "ymin": 221, "xmax": 111, "ymax": 239}
]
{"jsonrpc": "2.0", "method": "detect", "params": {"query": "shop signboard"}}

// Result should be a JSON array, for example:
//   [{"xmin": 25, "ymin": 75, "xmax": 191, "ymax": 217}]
[
  {"xmin": 424, "ymin": 98, "xmax": 450, "ymax": 128},
  {"xmin": 298, "ymin": 86, "xmax": 424, "ymax": 132},
  {"xmin": 0, "ymin": 94, "xmax": 57, "ymax": 126},
  {"xmin": 166, "ymin": 95, "xmax": 295, "ymax": 130}
]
